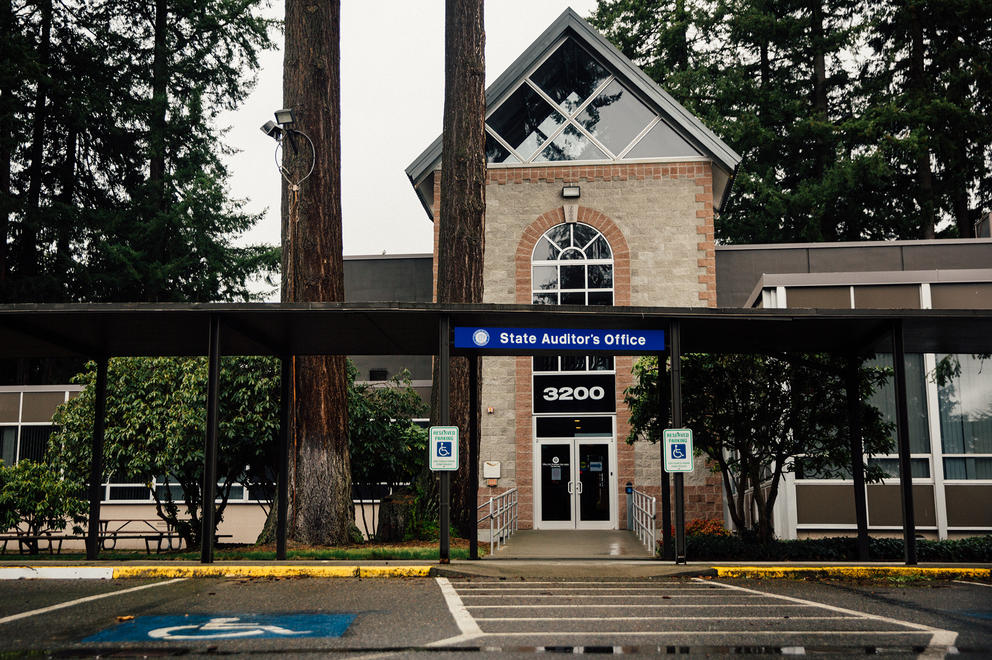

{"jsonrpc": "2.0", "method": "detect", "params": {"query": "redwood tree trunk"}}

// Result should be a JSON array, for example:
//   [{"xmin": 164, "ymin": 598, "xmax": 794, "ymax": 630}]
[
  {"xmin": 431, "ymin": 0, "xmax": 486, "ymax": 538},
  {"xmin": 282, "ymin": 0, "xmax": 352, "ymax": 545}
]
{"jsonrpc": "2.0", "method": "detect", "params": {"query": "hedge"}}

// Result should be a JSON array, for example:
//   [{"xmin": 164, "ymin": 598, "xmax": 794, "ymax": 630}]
[{"xmin": 681, "ymin": 533, "xmax": 992, "ymax": 562}]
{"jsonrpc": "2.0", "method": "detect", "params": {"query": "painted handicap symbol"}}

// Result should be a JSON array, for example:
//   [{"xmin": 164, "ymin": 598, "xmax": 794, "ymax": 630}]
[
  {"xmin": 148, "ymin": 617, "xmax": 311, "ymax": 640},
  {"xmin": 670, "ymin": 443, "xmax": 687, "ymax": 460},
  {"xmin": 437, "ymin": 441, "xmax": 452, "ymax": 457}
]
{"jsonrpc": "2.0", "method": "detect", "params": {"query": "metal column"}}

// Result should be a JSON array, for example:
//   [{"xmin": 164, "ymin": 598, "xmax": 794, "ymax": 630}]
[
  {"xmin": 469, "ymin": 355, "xmax": 479, "ymax": 560},
  {"xmin": 657, "ymin": 352, "xmax": 673, "ymax": 561},
  {"xmin": 276, "ymin": 354, "xmax": 291, "ymax": 560},
  {"xmin": 845, "ymin": 357, "xmax": 870, "ymax": 561},
  {"xmin": 891, "ymin": 320, "xmax": 918, "ymax": 565},
  {"xmin": 669, "ymin": 321, "xmax": 686, "ymax": 564},
  {"xmin": 439, "ymin": 315, "xmax": 451, "ymax": 564},
  {"xmin": 86, "ymin": 356, "xmax": 108, "ymax": 560},
  {"xmin": 200, "ymin": 316, "xmax": 221, "ymax": 564}
]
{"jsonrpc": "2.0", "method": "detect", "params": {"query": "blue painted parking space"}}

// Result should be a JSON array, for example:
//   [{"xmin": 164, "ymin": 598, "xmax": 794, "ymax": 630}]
[{"xmin": 83, "ymin": 613, "xmax": 356, "ymax": 643}]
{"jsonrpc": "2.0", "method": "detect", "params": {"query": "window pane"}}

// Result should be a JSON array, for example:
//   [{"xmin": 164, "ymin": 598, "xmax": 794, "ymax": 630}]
[
  {"xmin": 560, "ymin": 265, "xmax": 585, "ymax": 289},
  {"xmin": 937, "ymin": 354, "xmax": 992, "ymax": 454},
  {"xmin": 589, "ymin": 355, "xmax": 614, "ymax": 371},
  {"xmin": 532, "ymin": 293, "xmax": 557, "ymax": 305},
  {"xmin": 561, "ymin": 292, "xmax": 585, "ymax": 305},
  {"xmin": 1, "ymin": 426, "xmax": 16, "ymax": 466},
  {"xmin": 560, "ymin": 247, "xmax": 585, "ymax": 261},
  {"xmin": 18, "ymin": 426, "xmax": 51, "ymax": 463},
  {"xmin": 587, "ymin": 236, "xmax": 612, "ymax": 259},
  {"xmin": 868, "ymin": 457, "xmax": 930, "ymax": 478},
  {"xmin": 485, "ymin": 132, "xmax": 519, "ymax": 164},
  {"xmin": 532, "ymin": 265, "xmax": 558, "ymax": 291},
  {"xmin": 588, "ymin": 264, "xmax": 613, "ymax": 289},
  {"xmin": 577, "ymin": 80, "xmax": 654, "ymax": 155},
  {"xmin": 867, "ymin": 354, "xmax": 930, "ymax": 453},
  {"xmin": 533, "ymin": 356, "xmax": 559, "ymax": 372},
  {"xmin": 530, "ymin": 39, "xmax": 610, "ymax": 113},
  {"xmin": 155, "ymin": 485, "xmax": 185, "ymax": 501},
  {"xmin": 21, "ymin": 393, "xmax": 65, "ymax": 423},
  {"xmin": 588, "ymin": 291, "xmax": 613, "ymax": 306},
  {"xmin": 109, "ymin": 485, "xmax": 152, "ymax": 501},
  {"xmin": 943, "ymin": 457, "xmax": 992, "ymax": 479},
  {"xmin": 561, "ymin": 356, "xmax": 587, "ymax": 371},
  {"xmin": 572, "ymin": 223, "xmax": 597, "ymax": 249},
  {"xmin": 624, "ymin": 118, "xmax": 699, "ymax": 159},
  {"xmin": 533, "ymin": 237, "xmax": 559, "ymax": 261},
  {"xmin": 487, "ymin": 85, "xmax": 564, "ymax": 160},
  {"xmin": 534, "ymin": 125, "xmax": 608, "ymax": 162},
  {"xmin": 545, "ymin": 224, "xmax": 571, "ymax": 250}
]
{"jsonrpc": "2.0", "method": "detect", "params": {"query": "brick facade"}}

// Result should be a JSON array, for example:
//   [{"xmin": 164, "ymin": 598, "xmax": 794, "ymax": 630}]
[{"xmin": 433, "ymin": 161, "xmax": 724, "ymax": 532}]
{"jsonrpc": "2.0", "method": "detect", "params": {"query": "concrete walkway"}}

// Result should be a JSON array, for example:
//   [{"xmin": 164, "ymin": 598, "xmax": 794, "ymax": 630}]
[{"xmin": 487, "ymin": 529, "xmax": 654, "ymax": 560}]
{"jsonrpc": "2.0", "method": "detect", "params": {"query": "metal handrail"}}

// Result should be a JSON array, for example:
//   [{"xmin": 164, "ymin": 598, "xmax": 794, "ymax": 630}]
[
  {"xmin": 477, "ymin": 488, "xmax": 518, "ymax": 555},
  {"xmin": 631, "ymin": 488, "xmax": 657, "ymax": 553}
]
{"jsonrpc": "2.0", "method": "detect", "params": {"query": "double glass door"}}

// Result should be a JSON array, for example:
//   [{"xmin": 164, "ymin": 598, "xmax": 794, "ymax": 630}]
[{"xmin": 535, "ymin": 416, "xmax": 616, "ymax": 529}]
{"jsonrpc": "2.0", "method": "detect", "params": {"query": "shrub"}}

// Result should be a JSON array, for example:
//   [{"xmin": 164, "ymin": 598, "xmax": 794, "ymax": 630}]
[
  {"xmin": 0, "ymin": 460, "xmax": 88, "ymax": 553},
  {"xmin": 682, "ymin": 533, "xmax": 992, "ymax": 562},
  {"xmin": 685, "ymin": 518, "xmax": 732, "ymax": 536}
]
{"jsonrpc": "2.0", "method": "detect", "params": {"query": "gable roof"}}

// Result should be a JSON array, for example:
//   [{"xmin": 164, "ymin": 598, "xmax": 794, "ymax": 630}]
[{"xmin": 405, "ymin": 7, "xmax": 742, "ymax": 219}]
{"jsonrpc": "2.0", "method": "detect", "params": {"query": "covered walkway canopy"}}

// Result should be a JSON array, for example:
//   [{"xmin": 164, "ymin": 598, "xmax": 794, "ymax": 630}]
[{"xmin": 3, "ymin": 302, "xmax": 991, "ymax": 564}]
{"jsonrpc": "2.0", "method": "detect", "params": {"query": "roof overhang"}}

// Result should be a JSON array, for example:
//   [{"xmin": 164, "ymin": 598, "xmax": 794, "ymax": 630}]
[
  {"xmin": 405, "ymin": 8, "xmax": 742, "ymax": 220},
  {"xmin": 2, "ymin": 303, "xmax": 990, "ymax": 360}
]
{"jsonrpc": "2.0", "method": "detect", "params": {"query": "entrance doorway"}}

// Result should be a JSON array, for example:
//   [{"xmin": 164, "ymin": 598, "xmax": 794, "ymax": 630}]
[{"xmin": 534, "ymin": 416, "xmax": 617, "ymax": 529}]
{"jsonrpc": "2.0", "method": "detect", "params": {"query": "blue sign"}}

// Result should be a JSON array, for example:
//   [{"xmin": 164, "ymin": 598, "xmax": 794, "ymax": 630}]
[
  {"xmin": 454, "ymin": 327, "xmax": 665, "ymax": 352},
  {"xmin": 670, "ymin": 443, "xmax": 687, "ymax": 460},
  {"xmin": 437, "ymin": 441, "xmax": 452, "ymax": 457},
  {"xmin": 84, "ymin": 614, "xmax": 355, "ymax": 642}
]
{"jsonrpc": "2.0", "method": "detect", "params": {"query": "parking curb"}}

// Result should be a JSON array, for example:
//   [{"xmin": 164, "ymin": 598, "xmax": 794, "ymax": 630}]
[
  {"xmin": 713, "ymin": 565, "xmax": 992, "ymax": 580},
  {"xmin": 0, "ymin": 565, "xmax": 436, "ymax": 580}
]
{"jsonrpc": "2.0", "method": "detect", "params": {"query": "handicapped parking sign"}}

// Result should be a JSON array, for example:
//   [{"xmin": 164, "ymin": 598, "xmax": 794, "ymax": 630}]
[
  {"xmin": 83, "ymin": 614, "xmax": 355, "ymax": 643},
  {"xmin": 429, "ymin": 426, "xmax": 459, "ymax": 471},
  {"xmin": 664, "ymin": 428, "xmax": 693, "ymax": 473}
]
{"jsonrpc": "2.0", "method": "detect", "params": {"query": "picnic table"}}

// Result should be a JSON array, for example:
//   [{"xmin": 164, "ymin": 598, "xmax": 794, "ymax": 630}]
[{"xmin": 99, "ymin": 518, "xmax": 185, "ymax": 553}]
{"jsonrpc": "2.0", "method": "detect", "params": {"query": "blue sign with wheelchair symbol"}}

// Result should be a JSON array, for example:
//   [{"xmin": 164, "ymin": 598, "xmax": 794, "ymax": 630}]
[
  {"xmin": 437, "ymin": 441, "xmax": 452, "ymax": 457},
  {"xmin": 670, "ymin": 443, "xmax": 687, "ymax": 460}
]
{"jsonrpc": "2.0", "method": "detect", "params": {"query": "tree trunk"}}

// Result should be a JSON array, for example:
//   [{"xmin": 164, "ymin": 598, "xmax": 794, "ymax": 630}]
[
  {"xmin": 21, "ymin": 0, "xmax": 53, "ymax": 290},
  {"xmin": 281, "ymin": 0, "xmax": 352, "ymax": 545},
  {"xmin": 146, "ymin": 0, "xmax": 169, "ymax": 301},
  {"xmin": 431, "ymin": 0, "xmax": 486, "ymax": 539},
  {"xmin": 809, "ymin": 0, "xmax": 834, "ymax": 241}
]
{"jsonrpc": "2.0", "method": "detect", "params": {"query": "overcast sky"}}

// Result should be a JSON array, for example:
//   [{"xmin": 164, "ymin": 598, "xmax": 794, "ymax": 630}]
[{"xmin": 219, "ymin": 0, "xmax": 599, "ymax": 287}]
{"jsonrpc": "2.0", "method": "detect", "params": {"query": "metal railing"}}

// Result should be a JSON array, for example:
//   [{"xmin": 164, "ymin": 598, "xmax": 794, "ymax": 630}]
[
  {"xmin": 631, "ymin": 488, "xmax": 657, "ymax": 553},
  {"xmin": 478, "ymin": 488, "xmax": 518, "ymax": 555}
]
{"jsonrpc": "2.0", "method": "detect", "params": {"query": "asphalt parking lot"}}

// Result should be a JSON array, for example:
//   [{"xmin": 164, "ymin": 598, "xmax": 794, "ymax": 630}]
[{"xmin": 0, "ymin": 576, "xmax": 988, "ymax": 657}]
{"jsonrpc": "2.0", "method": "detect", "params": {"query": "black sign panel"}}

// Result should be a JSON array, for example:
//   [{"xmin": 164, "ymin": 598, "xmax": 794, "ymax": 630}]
[{"xmin": 533, "ymin": 374, "xmax": 616, "ymax": 414}]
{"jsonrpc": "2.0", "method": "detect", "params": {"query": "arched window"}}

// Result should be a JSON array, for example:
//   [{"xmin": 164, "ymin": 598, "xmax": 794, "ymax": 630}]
[{"xmin": 532, "ymin": 222, "xmax": 614, "ymax": 372}]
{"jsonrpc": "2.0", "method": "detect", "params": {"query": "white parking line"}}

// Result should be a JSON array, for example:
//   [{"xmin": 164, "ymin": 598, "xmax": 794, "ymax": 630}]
[
  {"xmin": 0, "ymin": 578, "xmax": 186, "ymax": 625},
  {"xmin": 458, "ymin": 593, "xmax": 761, "ymax": 598},
  {"xmin": 953, "ymin": 580, "xmax": 992, "ymax": 588},
  {"xmin": 696, "ymin": 578, "xmax": 958, "ymax": 654},
  {"xmin": 465, "ymin": 603, "xmax": 819, "ymax": 609},
  {"xmin": 429, "ymin": 577, "xmax": 483, "ymax": 647},
  {"xmin": 474, "ymin": 616, "xmax": 862, "ymax": 622}
]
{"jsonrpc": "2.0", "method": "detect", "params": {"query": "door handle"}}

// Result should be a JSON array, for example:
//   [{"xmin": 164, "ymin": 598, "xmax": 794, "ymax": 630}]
[
  {"xmin": 576, "ymin": 480, "xmax": 583, "ymax": 494},
  {"xmin": 567, "ymin": 481, "xmax": 574, "ymax": 494}
]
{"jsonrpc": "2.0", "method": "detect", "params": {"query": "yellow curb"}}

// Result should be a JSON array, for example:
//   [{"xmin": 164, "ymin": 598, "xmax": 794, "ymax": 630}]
[
  {"xmin": 111, "ymin": 565, "xmax": 434, "ymax": 579},
  {"xmin": 713, "ymin": 566, "xmax": 992, "ymax": 580}
]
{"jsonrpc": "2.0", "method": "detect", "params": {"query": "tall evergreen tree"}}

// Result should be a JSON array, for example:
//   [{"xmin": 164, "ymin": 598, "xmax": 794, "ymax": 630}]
[{"xmin": 280, "ymin": 0, "xmax": 353, "ymax": 545}]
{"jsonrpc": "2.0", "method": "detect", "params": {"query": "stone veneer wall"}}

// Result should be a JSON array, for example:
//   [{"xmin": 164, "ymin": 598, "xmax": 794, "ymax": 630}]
[{"xmin": 432, "ymin": 161, "xmax": 723, "ymax": 530}]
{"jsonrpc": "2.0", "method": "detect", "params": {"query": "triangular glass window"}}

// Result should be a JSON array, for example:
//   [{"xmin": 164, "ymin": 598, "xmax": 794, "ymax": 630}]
[
  {"xmin": 534, "ymin": 125, "xmax": 607, "ymax": 162},
  {"xmin": 530, "ymin": 39, "xmax": 610, "ymax": 113},
  {"xmin": 577, "ymin": 80, "xmax": 654, "ymax": 155},
  {"xmin": 624, "ymin": 119, "xmax": 700, "ymax": 159},
  {"xmin": 485, "ymin": 132, "xmax": 519, "ymax": 164},
  {"xmin": 486, "ymin": 85, "xmax": 565, "ymax": 160}
]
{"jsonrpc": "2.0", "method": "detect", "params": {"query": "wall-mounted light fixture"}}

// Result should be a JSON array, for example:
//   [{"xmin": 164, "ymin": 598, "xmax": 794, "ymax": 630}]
[
  {"xmin": 561, "ymin": 185, "xmax": 581, "ymax": 199},
  {"xmin": 274, "ymin": 108, "xmax": 296, "ymax": 126}
]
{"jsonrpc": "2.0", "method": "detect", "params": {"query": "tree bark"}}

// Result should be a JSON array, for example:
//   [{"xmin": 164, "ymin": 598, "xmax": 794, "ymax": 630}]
[
  {"xmin": 281, "ymin": 0, "xmax": 352, "ymax": 545},
  {"xmin": 431, "ymin": 0, "xmax": 486, "ymax": 538}
]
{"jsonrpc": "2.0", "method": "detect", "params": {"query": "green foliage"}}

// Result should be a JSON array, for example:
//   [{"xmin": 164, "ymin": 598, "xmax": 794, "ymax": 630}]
[
  {"xmin": 49, "ymin": 356, "xmax": 280, "ymax": 548},
  {"xmin": 346, "ymin": 361, "xmax": 428, "ymax": 540},
  {"xmin": 684, "ymin": 533, "xmax": 992, "ymax": 562},
  {"xmin": 0, "ymin": 460, "xmax": 87, "ymax": 549},
  {"xmin": 626, "ymin": 354, "xmax": 892, "ymax": 541},
  {"xmin": 1, "ymin": 0, "xmax": 279, "ymax": 304},
  {"xmin": 589, "ymin": 0, "xmax": 992, "ymax": 241}
]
